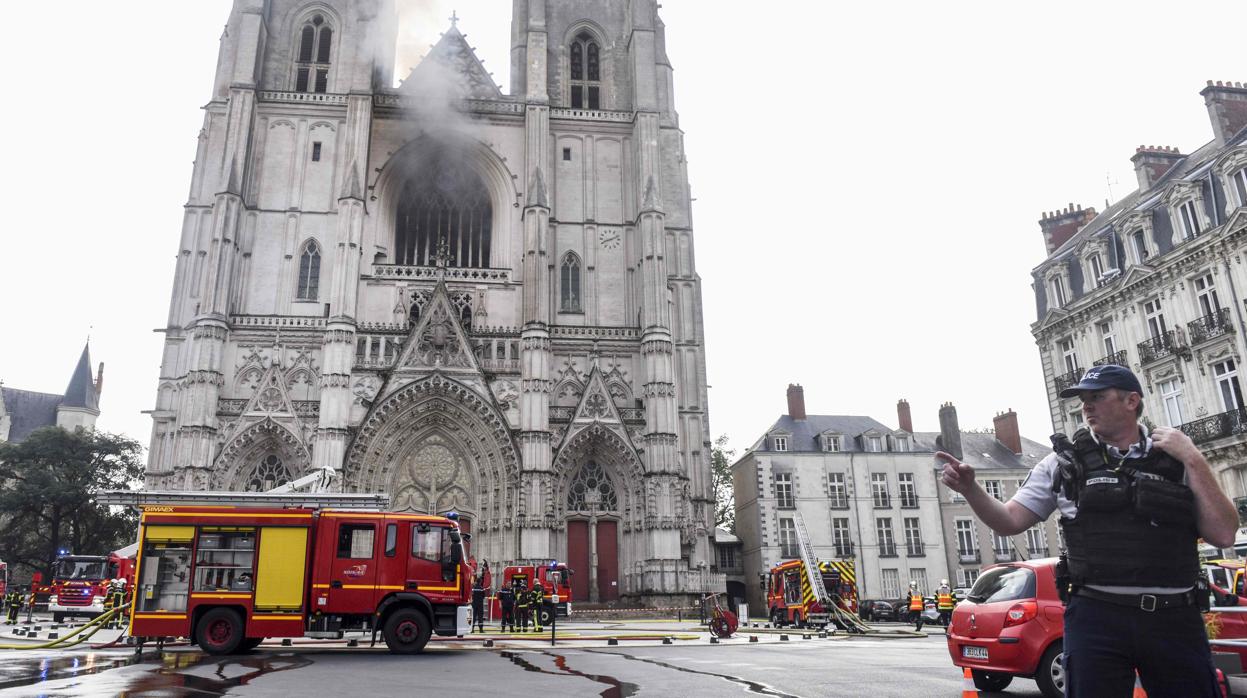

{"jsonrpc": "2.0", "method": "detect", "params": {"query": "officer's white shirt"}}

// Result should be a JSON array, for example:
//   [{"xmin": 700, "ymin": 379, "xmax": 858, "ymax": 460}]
[{"xmin": 1010, "ymin": 424, "xmax": 1191, "ymax": 595}]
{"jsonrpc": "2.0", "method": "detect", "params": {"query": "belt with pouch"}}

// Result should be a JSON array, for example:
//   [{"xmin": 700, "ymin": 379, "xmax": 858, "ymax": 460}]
[{"xmin": 1073, "ymin": 587, "xmax": 1196, "ymax": 612}]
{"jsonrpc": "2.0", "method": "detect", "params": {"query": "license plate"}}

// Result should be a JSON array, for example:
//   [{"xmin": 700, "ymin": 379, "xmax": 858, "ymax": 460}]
[{"xmin": 962, "ymin": 646, "xmax": 988, "ymax": 660}]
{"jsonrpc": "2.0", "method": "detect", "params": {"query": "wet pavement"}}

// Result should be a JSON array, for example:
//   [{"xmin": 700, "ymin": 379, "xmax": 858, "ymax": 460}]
[{"xmin": 0, "ymin": 618, "xmax": 1046, "ymax": 697}]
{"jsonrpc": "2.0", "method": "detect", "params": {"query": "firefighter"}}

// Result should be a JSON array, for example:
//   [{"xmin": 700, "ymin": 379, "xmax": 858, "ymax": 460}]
[
  {"xmin": 4, "ymin": 586, "xmax": 21, "ymax": 624},
  {"xmin": 907, "ymin": 581, "xmax": 925, "ymax": 631},
  {"xmin": 471, "ymin": 573, "xmax": 486, "ymax": 633},
  {"xmin": 498, "ymin": 582, "xmax": 516, "ymax": 633},
  {"xmin": 529, "ymin": 582, "xmax": 545, "ymax": 633},
  {"xmin": 102, "ymin": 577, "xmax": 126, "ymax": 629},
  {"xmin": 936, "ymin": 580, "xmax": 955, "ymax": 629},
  {"xmin": 515, "ymin": 580, "xmax": 530, "ymax": 632}
]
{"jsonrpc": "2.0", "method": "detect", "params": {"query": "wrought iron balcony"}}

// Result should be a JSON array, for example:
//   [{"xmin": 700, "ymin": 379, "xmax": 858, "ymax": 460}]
[
  {"xmin": 993, "ymin": 547, "xmax": 1017, "ymax": 561},
  {"xmin": 1093, "ymin": 350, "xmax": 1128, "ymax": 368},
  {"xmin": 1188, "ymin": 308, "xmax": 1234, "ymax": 345},
  {"xmin": 899, "ymin": 493, "xmax": 919, "ymax": 509},
  {"xmin": 1137, "ymin": 330, "xmax": 1186, "ymax": 364},
  {"xmin": 1054, "ymin": 366, "xmax": 1083, "ymax": 394},
  {"xmin": 958, "ymin": 550, "xmax": 980, "ymax": 564},
  {"xmin": 1181, "ymin": 406, "xmax": 1247, "ymax": 445},
  {"xmin": 1029, "ymin": 546, "xmax": 1049, "ymax": 557}
]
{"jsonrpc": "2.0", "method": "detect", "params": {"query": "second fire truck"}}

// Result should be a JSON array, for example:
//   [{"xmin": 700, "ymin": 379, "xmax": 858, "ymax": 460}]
[{"xmin": 765, "ymin": 558, "xmax": 859, "ymax": 628}]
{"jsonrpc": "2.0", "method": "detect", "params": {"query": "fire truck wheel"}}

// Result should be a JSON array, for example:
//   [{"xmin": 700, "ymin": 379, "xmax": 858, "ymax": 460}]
[
  {"xmin": 239, "ymin": 637, "xmax": 263, "ymax": 652},
  {"xmin": 383, "ymin": 608, "xmax": 431, "ymax": 654},
  {"xmin": 195, "ymin": 608, "xmax": 245, "ymax": 655},
  {"xmin": 539, "ymin": 606, "xmax": 554, "ymax": 627}
]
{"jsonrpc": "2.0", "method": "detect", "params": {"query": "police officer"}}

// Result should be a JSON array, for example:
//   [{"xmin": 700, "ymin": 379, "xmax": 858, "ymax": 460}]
[
  {"xmin": 498, "ymin": 582, "xmax": 516, "ymax": 633},
  {"xmin": 471, "ymin": 573, "xmax": 486, "ymax": 633},
  {"xmin": 906, "ymin": 581, "xmax": 924, "ymax": 631},
  {"xmin": 939, "ymin": 365, "xmax": 1237, "ymax": 697},
  {"xmin": 515, "ymin": 580, "xmax": 530, "ymax": 632},
  {"xmin": 935, "ymin": 580, "xmax": 954, "ymax": 629},
  {"xmin": 530, "ymin": 582, "xmax": 545, "ymax": 633}
]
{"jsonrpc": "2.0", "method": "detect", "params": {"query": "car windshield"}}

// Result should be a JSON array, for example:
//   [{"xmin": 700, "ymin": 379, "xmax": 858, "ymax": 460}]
[
  {"xmin": 967, "ymin": 566, "xmax": 1036, "ymax": 604},
  {"xmin": 54, "ymin": 559, "xmax": 108, "ymax": 581}
]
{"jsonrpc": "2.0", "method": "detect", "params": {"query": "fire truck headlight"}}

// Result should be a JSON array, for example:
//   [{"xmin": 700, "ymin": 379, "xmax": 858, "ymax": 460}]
[{"xmin": 49, "ymin": 595, "xmax": 58, "ymax": 605}]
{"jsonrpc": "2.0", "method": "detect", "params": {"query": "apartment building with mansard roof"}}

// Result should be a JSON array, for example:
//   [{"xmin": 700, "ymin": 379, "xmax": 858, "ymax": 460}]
[
  {"xmin": 732, "ymin": 386, "xmax": 951, "ymax": 609},
  {"xmin": 1031, "ymin": 81, "xmax": 1247, "ymax": 504}
]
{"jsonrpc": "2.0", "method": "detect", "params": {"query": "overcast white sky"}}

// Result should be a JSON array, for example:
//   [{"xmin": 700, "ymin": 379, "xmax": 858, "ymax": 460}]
[{"xmin": 0, "ymin": 1, "xmax": 1242, "ymax": 457}]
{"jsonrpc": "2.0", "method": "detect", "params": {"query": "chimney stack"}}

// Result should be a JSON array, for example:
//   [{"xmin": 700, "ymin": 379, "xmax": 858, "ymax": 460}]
[
  {"xmin": 1038, "ymin": 204, "xmax": 1098, "ymax": 255},
  {"xmin": 95, "ymin": 362, "xmax": 105, "ymax": 397},
  {"xmin": 1130, "ymin": 145, "xmax": 1185, "ymax": 191},
  {"xmin": 896, "ymin": 399, "xmax": 913, "ymax": 433},
  {"xmin": 1202, "ymin": 80, "xmax": 1247, "ymax": 146},
  {"xmin": 993, "ymin": 409, "xmax": 1022, "ymax": 455},
  {"xmin": 937, "ymin": 402, "xmax": 963, "ymax": 460},
  {"xmin": 786, "ymin": 384, "xmax": 806, "ymax": 421}
]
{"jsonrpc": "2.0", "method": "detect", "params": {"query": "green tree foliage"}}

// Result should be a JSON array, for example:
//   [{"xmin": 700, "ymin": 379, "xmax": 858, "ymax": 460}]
[
  {"xmin": 711, "ymin": 434, "xmax": 737, "ymax": 534},
  {"xmin": 0, "ymin": 427, "xmax": 143, "ymax": 580}
]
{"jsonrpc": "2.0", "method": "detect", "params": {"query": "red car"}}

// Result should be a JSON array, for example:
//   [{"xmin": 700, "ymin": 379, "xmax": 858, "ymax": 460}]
[{"xmin": 947, "ymin": 558, "xmax": 1065, "ymax": 697}]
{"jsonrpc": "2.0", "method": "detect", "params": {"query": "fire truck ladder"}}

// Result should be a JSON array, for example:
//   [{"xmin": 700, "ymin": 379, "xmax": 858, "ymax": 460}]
[
  {"xmin": 792, "ymin": 512, "xmax": 871, "ymax": 633},
  {"xmin": 97, "ymin": 488, "xmax": 389, "ymax": 510}
]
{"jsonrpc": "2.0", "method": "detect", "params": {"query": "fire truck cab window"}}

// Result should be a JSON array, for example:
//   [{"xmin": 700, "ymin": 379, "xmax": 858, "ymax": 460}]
[
  {"xmin": 337, "ymin": 524, "xmax": 376, "ymax": 559},
  {"xmin": 384, "ymin": 523, "xmax": 398, "ymax": 557},
  {"xmin": 412, "ymin": 525, "xmax": 449, "ymax": 562}
]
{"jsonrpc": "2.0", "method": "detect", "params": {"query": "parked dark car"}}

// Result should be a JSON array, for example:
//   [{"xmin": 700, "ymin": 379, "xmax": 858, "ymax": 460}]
[{"xmin": 859, "ymin": 600, "xmax": 895, "ymax": 622}]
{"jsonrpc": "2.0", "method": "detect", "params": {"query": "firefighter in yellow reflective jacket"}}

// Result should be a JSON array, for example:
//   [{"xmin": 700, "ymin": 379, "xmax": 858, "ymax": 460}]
[
  {"xmin": 907, "ymin": 581, "xmax": 925, "ymax": 631},
  {"xmin": 936, "ymin": 580, "xmax": 955, "ymax": 629},
  {"xmin": 3, "ymin": 588, "xmax": 21, "ymax": 624},
  {"xmin": 529, "ymin": 582, "xmax": 545, "ymax": 632}
]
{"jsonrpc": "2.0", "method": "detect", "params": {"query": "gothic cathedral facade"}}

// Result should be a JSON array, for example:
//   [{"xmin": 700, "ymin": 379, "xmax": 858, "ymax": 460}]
[{"xmin": 145, "ymin": 0, "xmax": 716, "ymax": 602}]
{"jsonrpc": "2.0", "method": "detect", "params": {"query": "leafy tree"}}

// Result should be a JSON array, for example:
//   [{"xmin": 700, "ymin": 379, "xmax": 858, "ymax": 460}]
[
  {"xmin": 711, "ymin": 434, "xmax": 737, "ymax": 534},
  {"xmin": 0, "ymin": 427, "xmax": 143, "ymax": 581}
]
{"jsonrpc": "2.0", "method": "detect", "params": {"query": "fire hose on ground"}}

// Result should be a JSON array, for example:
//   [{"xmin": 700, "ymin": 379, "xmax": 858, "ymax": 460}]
[{"xmin": 0, "ymin": 602, "xmax": 132, "ymax": 651}]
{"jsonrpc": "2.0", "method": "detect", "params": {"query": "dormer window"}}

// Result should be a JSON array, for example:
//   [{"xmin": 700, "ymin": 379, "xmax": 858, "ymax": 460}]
[
  {"xmin": 1233, "ymin": 168, "xmax": 1247, "ymax": 208},
  {"xmin": 1049, "ymin": 275, "xmax": 1066, "ymax": 308},
  {"xmin": 892, "ymin": 435, "xmax": 910, "ymax": 452},
  {"xmin": 773, "ymin": 436, "xmax": 788, "ymax": 452},
  {"xmin": 822, "ymin": 435, "xmax": 842, "ymax": 452},
  {"xmin": 1086, "ymin": 252, "xmax": 1105, "ymax": 288},
  {"xmin": 866, "ymin": 435, "xmax": 882, "ymax": 453},
  {"xmin": 295, "ymin": 14, "xmax": 333, "ymax": 93},
  {"xmin": 1177, "ymin": 200, "xmax": 1203, "ymax": 240},
  {"xmin": 1130, "ymin": 229, "xmax": 1150, "ymax": 264},
  {"xmin": 569, "ymin": 32, "xmax": 601, "ymax": 109}
]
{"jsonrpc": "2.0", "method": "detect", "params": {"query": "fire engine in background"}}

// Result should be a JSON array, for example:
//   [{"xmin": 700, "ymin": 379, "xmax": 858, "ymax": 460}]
[
  {"xmin": 128, "ymin": 503, "xmax": 472, "ymax": 655},
  {"xmin": 491, "ymin": 563, "xmax": 574, "ymax": 626},
  {"xmin": 47, "ymin": 547, "xmax": 137, "ymax": 622},
  {"xmin": 765, "ymin": 558, "xmax": 858, "ymax": 628}
]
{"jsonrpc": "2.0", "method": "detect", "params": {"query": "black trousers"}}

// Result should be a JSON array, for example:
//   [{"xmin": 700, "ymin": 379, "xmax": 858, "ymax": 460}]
[{"xmin": 1064, "ymin": 593, "xmax": 1220, "ymax": 697}]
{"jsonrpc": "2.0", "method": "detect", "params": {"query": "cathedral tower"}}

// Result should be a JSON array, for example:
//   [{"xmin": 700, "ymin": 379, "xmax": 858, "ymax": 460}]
[{"xmin": 148, "ymin": 0, "xmax": 714, "ymax": 602}]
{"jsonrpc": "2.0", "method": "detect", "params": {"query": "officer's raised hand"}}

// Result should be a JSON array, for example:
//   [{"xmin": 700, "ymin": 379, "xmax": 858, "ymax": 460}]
[
  {"xmin": 937, "ymin": 451, "xmax": 976, "ymax": 495},
  {"xmin": 1150, "ymin": 426, "xmax": 1201, "ymax": 465}
]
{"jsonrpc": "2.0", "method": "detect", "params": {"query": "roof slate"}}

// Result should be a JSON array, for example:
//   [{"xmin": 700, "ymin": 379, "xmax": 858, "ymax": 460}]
[
  {"xmin": 61, "ymin": 344, "xmax": 98, "ymax": 411},
  {"xmin": 1, "ymin": 387, "xmax": 62, "ymax": 443},
  {"xmin": 750, "ymin": 414, "xmax": 912, "ymax": 453},
  {"xmin": 912, "ymin": 431, "xmax": 1049, "ymax": 471}
]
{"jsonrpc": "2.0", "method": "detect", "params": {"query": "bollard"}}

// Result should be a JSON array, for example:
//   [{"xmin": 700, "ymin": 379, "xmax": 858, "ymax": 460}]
[
  {"xmin": 485, "ymin": 639, "xmax": 494, "ymax": 647},
  {"xmin": 749, "ymin": 635, "xmax": 758, "ymax": 643},
  {"xmin": 802, "ymin": 634, "xmax": 812, "ymax": 640},
  {"xmin": 48, "ymin": 632, "xmax": 59, "ymax": 640},
  {"xmin": 780, "ymin": 635, "xmax": 789, "ymax": 641},
  {"xmin": 662, "ymin": 637, "xmax": 673, "ymax": 645},
  {"xmin": 347, "ymin": 639, "xmax": 359, "ymax": 647},
  {"xmin": 607, "ymin": 638, "xmax": 619, "ymax": 646},
  {"xmin": 819, "ymin": 631, "xmax": 828, "ymax": 638},
  {"xmin": 710, "ymin": 637, "xmax": 719, "ymax": 644},
  {"xmin": 282, "ymin": 639, "xmax": 293, "ymax": 646}
]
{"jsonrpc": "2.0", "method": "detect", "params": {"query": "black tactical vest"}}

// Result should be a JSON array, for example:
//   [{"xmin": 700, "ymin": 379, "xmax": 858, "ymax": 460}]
[{"xmin": 1056, "ymin": 429, "xmax": 1199, "ymax": 587}]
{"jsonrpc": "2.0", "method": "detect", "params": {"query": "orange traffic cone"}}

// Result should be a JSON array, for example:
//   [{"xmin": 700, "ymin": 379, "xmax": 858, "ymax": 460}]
[
  {"xmin": 1133, "ymin": 671, "xmax": 1147, "ymax": 698},
  {"xmin": 961, "ymin": 667, "xmax": 978, "ymax": 697}
]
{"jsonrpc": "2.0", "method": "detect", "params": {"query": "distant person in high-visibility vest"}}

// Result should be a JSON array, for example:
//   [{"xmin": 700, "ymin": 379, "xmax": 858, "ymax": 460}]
[
  {"xmin": 936, "ymin": 580, "xmax": 955, "ymax": 629},
  {"xmin": 515, "ymin": 580, "xmax": 530, "ymax": 632},
  {"xmin": 530, "ymin": 582, "xmax": 545, "ymax": 632},
  {"xmin": 907, "ymin": 581, "xmax": 925, "ymax": 631},
  {"xmin": 3, "ymin": 588, "xmax": 20, "ymax": 624}
]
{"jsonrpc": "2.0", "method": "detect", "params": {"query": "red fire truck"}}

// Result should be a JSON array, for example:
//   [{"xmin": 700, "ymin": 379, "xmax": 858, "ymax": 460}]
[
  {"xmin": 129, "ymin": 504, "xmax": 472, "ymax": 654},
  {"xmin": 490, "ymin": 563, "xmax": 574, "ymax": 625},
  {"xmin": 47, "ymin": 547, "xmax": 137, "ymax": 622},
  {"xmin": 765, "ymin": 558, "xmax": 858, "ymax": 628}
]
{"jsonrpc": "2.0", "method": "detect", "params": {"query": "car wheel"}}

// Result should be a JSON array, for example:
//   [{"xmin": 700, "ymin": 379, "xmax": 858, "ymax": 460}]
[
  {"xmin": 539, "ymin": 606, "xmax": 554, "ymax": 627},
  {"xmin": 1035, "ymin": 642, "xmax": 1065, "ymax": 698},
  {"xmin": 971, "ymin": 670, "xmax": 1013, "ymax": 692},
  {"xmin": 383, "ymin": 608, "xmax": 431, "ymax": 655},
  {"xmin": 195, "ymin": 608, "xmax": 245, "ymax": 655}
]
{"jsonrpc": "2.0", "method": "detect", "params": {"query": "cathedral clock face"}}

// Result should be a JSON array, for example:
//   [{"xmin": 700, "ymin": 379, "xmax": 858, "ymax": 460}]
[{"xmin": 599, "ymin": 229, "xmax": 621, "ymax": 250}]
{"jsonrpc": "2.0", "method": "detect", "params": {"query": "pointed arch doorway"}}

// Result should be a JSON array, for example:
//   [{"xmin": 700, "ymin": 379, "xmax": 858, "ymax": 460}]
[{"xmin": 565, "ymin": 459, "xmax": 620, "ymax": 602}]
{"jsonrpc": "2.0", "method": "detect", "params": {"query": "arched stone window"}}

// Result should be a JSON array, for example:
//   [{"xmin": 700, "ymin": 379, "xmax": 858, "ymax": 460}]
[
  {"xmin": 297, "ymin": 240, "xmax": 321, "ymax": 300},
  {"xmin": 395, "ymin": 154, "xmax": 492, "ymax": 268},
  {"xmin": 560, "ymin": 251, "xmax": 582, "ymax": 312},
  {"xmin": 246, "ymin": 454, "xmax": 292, "ymax": 491},
  {"xmin": 294, "ymin": 14, "xmax": 333, "ymax": 93},
  {"xmin": 567, "ymin": 460, "xmax": 617, "ymax": 512},
  {"xmin": 569, "ymin": 32, "xmax": 600, "ymax": 109}
]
